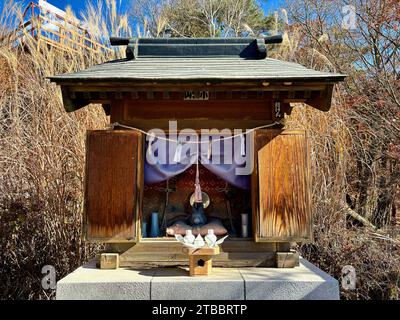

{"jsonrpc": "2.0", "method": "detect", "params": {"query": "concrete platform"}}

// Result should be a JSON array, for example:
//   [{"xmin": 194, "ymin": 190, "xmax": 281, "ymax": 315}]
[{"xmin": 56, "ymin": 258, "xmax": 340, "ymax": 300}]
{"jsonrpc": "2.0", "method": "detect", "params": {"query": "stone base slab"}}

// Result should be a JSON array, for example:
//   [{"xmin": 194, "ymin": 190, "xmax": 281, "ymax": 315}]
[{"xmin": 56, "ymin": 258, "xmax": 339, "ymax": 300}]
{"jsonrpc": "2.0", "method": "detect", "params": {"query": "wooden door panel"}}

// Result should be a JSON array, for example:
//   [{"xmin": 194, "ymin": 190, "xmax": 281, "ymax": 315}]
[
  {"xmin": 84, "ymin": 130, "xmax": 141, "ymax": 242},
  {"xmin": 255, "ymin": 130, "xmax": 312, "ymax": 241}
]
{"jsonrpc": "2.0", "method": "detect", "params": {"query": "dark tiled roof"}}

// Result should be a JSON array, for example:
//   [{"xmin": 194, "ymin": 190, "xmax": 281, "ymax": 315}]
[{"xmin": 50, "ymin": 57, "xmax": 345, "ymax": 83}]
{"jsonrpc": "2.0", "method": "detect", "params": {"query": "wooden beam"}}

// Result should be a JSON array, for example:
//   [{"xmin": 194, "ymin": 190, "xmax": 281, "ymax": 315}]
[
  {"xmin": 105, "ymin": 240, "xmax": 279, "ymax": 268},
  {"xmin": 58, "ymin": 83, "xmax": 336, "ymax": 113},
  {"xmin": 56, "ymin": 82, "xmax": 335, "ymax": 90},
  {"xmin": 113, "ymin": 119, "xmax": 279, "ymax": 131}
]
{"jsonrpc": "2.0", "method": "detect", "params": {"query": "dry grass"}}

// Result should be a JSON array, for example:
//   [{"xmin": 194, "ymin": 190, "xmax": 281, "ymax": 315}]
[
  {"xmin": 286, "ymin": 104, "xmax": 400, "ymax": 299},
  {"xmin": 0, "ymin": 0, "xmax": 398, "ymax": 300},
  {"xmin": 274, "ymin": 26, "xmax": 399, "ymax": 299},
  {"xmin": 0, "ymin": 0, "xmax": 129, "ymax": 299}
]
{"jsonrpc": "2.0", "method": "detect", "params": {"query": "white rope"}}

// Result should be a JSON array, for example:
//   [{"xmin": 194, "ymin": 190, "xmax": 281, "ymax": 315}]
[
  {"xmin": 173, "ymin": 142, "xmax": 183, "ymax": 163},
  {"xmin": 240, "ymin": 133, "xmax": 246, "ymax": 156},
  {"xmin": 194, "ymin": 134, "xmax": 202, "ymax": 202},
  {"xmin": 111, "ymin": 121, "xmax": 282, "ymax": 144}
]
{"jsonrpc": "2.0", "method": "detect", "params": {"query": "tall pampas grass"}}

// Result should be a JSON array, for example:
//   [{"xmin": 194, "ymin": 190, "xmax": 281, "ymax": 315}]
[
  {"xmin": 273, "ymin": 22, "xmax": 399, "ymax": 300},
  {"xmin": 0, "ymin": 0, "xmax": 130, "ymax": 299}
]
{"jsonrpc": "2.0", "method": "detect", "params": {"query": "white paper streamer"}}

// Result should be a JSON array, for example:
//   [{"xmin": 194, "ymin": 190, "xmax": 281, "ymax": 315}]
[
  {"xmin": 240, "ymin": 134, "xmax": 246, "ymax": 156},
  {"xmin": 147, "ymin": 132, "xmax": 156, "ymax": 156},
  {"xmin": 207, "ymin": 139, "xmax": 212, "ymax": 160},
  {"xmin": 173, "ymin": 142, "xmax": 183, "ymax": 163}
]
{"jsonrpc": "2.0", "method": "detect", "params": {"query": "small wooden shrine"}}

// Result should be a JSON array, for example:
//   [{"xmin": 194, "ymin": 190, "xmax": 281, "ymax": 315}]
[{"xmin": 50, "ymin": 37, "xmax": 345, "ymax": 269}]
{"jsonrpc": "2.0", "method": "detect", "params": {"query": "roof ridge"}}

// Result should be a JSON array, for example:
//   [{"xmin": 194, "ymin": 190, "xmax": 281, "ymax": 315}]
[{"xmin": 109, "ymin": 36, "xmax": 284, "ymax": 60}]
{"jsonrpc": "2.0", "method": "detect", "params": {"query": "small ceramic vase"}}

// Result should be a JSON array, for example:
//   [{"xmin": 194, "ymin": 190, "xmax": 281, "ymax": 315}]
[
  {"xmin": 241, "ymin": 213, "xmax": 249, "ymax": 225},
  {"xmin": 183, "ymin": 230, "xmax": 195, "ymax": 244},
  {"xmin": 142, "ymin": 222, "xmax": 148, "ymax": 238},
  {"xmin": 149, "ymin": 212, "xmax": 160, "ymax": 238},
  {"xmin": 241, "ymin": 213, "xmax": 249, "ymax": 238},
  {"xmin": 241, "ymin": 224, "xmax": 249, "ymax": 238},
  {"xmin": 205, "ymin": 229, "xmax": 217, "ymax": 244}
]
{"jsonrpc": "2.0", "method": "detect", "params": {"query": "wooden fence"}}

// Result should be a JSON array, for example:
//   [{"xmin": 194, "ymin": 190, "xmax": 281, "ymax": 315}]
[{"xmin": 11, "ymin": 1, "xmax": 113, "ymax": 54}]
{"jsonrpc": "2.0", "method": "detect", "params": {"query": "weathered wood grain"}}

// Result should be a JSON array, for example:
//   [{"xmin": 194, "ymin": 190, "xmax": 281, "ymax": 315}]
[
  {"xmin": 187, "ymin": 246, "xmax": 220, "ymax": 276},
  {"xmin": 255, "ymin": 129, "xmax": 312, "ymax": 241},
  {"xmin": 59, "ymin": 81, "xmax": 338, "ymax": 114},
  {"xmin": 123, "ymin": 99, "xmax": 274, "ymax": 120},
  {"xmin": 105, "ymin": 240, "xmax": 277, "ymax": 267},
  {"xmin": 114, "ymin": 119, "xmax": 278, "ymax": 131},
  {"xmin": 100, "ymin": 253, "xmax": 119, "ymax": 269},
  {"xmin": 106, "ymin": 239, "xmax": 278, "ymax": 253},
  {"xmin": 276, "ymin": 251, "xmax": 300, "ymax": 268},
  {"xmin": 84, "ymin": 130, "xmax": 140, "ymax": 242}
]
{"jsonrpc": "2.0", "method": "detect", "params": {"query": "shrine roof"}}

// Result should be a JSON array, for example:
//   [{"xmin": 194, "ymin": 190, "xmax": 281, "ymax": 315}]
[
  {"xmin": 49, "ymin": 37, "xmax": 346, "ymax": 84},
  {"xmin": 50, "ymin": 57, "xmax": 345, "ymax": 84}
]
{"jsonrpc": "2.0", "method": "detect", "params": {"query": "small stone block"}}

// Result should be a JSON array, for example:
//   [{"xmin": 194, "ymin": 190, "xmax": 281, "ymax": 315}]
[
  {"xmin": 100, "ymin": 253, "xmax": 119, "ymax": 269},
  {"xmin": 276, "ymin": 251, "xmax": 299, "ymax": 268}
]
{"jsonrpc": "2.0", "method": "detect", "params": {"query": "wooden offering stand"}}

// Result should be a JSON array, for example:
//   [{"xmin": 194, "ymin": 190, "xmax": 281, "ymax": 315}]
[{"xmin": 185, "ymin": 246, "xmax": 220, "ymax": 276}]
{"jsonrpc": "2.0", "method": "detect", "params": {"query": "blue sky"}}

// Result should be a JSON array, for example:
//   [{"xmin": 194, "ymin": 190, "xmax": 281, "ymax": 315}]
[{"xmin": 1, "ymin": 0, "xmax": 283, "ymax": 17}]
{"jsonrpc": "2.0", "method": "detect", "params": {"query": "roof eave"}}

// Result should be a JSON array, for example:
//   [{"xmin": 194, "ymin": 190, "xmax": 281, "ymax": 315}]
[
  {"xmin": 49, "ymin": 75, "xmax": 346, "ymax": 85},
  {"xmin": 53, "ymin": 77, "xmax": 344, "ymax": 114}
]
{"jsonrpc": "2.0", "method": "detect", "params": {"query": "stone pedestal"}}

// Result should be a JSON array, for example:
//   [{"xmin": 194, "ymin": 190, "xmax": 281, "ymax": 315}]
[{"xmin": 56, "ymin": 258, "xmax": 340, "ymax": 300}]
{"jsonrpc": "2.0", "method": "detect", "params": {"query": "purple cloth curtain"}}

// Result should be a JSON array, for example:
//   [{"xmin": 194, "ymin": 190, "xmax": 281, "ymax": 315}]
[{"xmin": 144, "ymin": 134, "xmax": 251, "ymax": 189}]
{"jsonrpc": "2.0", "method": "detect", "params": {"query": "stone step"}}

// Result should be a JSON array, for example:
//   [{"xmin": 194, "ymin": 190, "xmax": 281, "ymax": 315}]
[{"xmin": 56, "ymin": 258, "xmax": 340, "ymax": 300}]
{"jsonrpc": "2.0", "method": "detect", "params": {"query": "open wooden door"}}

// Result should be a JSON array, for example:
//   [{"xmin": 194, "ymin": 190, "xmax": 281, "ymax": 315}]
[
  {"xmin": 253, "ymin": 129, "xmax": 312, "ymax": 242},
  {"xmin": 84, "ymin": 130, "xmax": 143, "ymax": 242}
]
